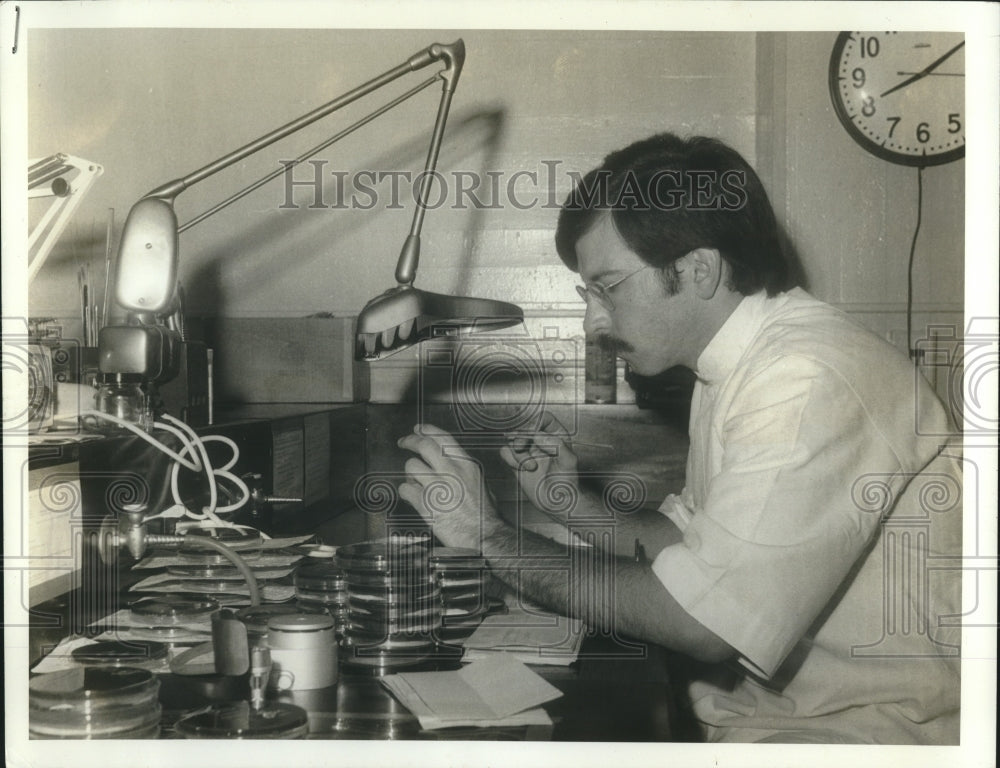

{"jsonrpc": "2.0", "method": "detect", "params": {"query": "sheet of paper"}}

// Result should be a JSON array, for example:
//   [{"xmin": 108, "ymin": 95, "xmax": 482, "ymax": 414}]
[
  {"xmin": 460, "ymin": 648, "xmax": 578, "ymax": 666},
  {"xmin": 257, "ymin": 535, "xmax": 316, "ymax": 550},
  {"xmin": 382, "ymin": 654, "xmax": 562, "ymax": 727},
  {"xmin": 132, "ymin": 535, "xmax": 312, "ymax": 569},
  {"xmin": 412, "ymin": 707, "xmax": 552, "ymax": 731},
  {"xmin": 87, "ymin": 608, "xmax": 213, "ymax": 643},
  {"xmin": 380, "ymin": 681, "xmax": 554, "ymax": 732},
  {"xmin": 384, "ymin": 672, "xmax": 495, "ymax": 721},
  {"xmin": 132, "ymin": 551, "xmax": 304, "ymax": 569},
  {"xmin": 457, "ymin": 653, "xmax": 563, "ymax": 718},
  {"xmin": 128, "ymin": 581, "xmax": 295, "ymax": 601},
  {"xmin": 129, "ymin": 567, "xmax": 294, "ymax": 591},
  {"xmin": 462, "ymin": 607, "xmax": 585, "ymax": 665},
  {"xmin": 90, "ymin": 607, "xmax": 210, "ymax": 632}
]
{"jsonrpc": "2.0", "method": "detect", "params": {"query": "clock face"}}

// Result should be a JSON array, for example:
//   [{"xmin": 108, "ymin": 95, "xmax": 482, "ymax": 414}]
[{"xmin": 829, "ymin": 31, "xmax": 965, "ymax": 166}]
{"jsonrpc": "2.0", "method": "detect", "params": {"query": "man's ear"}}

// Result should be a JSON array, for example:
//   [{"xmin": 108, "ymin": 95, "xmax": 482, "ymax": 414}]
[{"xmin": 684, "ymin": 248, "xmax": 724, "ymax": 299}]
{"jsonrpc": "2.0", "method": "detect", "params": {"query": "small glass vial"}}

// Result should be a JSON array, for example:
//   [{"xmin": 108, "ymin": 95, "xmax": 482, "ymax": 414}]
[
  {"xmin": 93, "ymin": 375, "xmax": 152, "ymax": 431},
  {"xmin": 585, "ymin": 333, "xmax": 617, "ymax": 404}
]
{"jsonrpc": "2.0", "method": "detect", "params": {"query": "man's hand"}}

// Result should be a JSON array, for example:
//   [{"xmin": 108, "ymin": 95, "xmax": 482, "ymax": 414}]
[
  {"xmin": 499, "ymin": 411, "xmax": 579, "ymax": 519},
  {"xmin": 397, "ymin": 423, "xmax": 506, "ymax": 551}
]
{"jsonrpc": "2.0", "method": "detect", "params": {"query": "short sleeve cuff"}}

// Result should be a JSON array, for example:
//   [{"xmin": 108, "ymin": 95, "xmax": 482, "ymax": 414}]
[
  {"xmin": 657, "ymin": 493, "xmax": 694, "ymax": 531},
  {"xmin": 651, "ymin": 541, "xmax": 794, "ymax": 679}
]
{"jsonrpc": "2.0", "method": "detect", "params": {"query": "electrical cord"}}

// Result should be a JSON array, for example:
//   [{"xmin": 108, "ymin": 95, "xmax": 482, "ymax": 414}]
[
  {"xmin": 195, "ymin": 434, "xmax": 251, "ymax": 514},
  {"xmin": 201, "ymin": 434, "xmax": 240, "ymax": 471},
  {"xmin": 81, "ymin": 410, "xmax": 202, "ymax": 472},
  {"xmin": 906, "ymin": 165, "xmax": 924, "ymax": 361},
  {"xmin": 211, "ymin": 470, "xmax": 252, "ymax": 514},
  {"xmin": 163, "ymin": 414, "xmax": 219, "ymax": 518},
  {"xmin": 164, "ymin": 414, "xmax": 252, "ymax": 526},
  {"xmin": 82, "ymin": 408, "xmax": 253, "ymax": 531},
  {"xmin": 152, "ymin": 420, "xmax": 203, "ymax": 472}
]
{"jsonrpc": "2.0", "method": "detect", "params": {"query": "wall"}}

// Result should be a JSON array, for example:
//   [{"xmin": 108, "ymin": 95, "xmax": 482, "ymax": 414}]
[
  {"xmin": 27, "ymin": 28, "xmax": 756, "ymax": 404},
  {"xmin": 757, "ymin": 33, "xmax": 965, "ymax": 407},
  {"xmin": 26, "ymin": 29, "xmax": 963, "ymax": 408}
]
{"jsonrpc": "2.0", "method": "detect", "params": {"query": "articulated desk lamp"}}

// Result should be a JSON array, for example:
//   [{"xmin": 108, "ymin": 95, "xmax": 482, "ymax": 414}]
[
  {"xmin": 95, "ymin": 38, "xmax": 523, "ymax": 428},
  {"xmin": 92, "ymin": 37, "xmax": 523, "ymax": 611},
  {"xmin": 87, "ymin": 43, "xmax": 522, "ymax": 724}
]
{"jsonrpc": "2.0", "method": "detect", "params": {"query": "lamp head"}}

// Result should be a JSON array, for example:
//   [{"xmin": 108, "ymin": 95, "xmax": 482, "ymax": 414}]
[
  {"xmin": 114, "ymin": 197, "xmax": 180, "ymax": 315},
  {"xmin": 355, "ymin": 285, "xmax": 524, "ymax": 360}
]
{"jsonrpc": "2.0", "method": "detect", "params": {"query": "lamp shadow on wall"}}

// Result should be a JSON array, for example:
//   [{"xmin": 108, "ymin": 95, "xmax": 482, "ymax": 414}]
[{"xmin": 182, "ymin": 107, "xmax": 508, "ymax": 317}]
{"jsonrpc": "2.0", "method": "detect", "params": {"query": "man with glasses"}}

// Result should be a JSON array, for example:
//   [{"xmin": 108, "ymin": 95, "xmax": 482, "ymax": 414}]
[{"xmin": 398, "ymin": 133, "xmax": 961, "ymax": 744}]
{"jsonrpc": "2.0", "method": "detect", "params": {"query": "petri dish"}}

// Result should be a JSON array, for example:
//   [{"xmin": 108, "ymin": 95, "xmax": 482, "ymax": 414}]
[
  {"xmin": 294, "ymin": 562, "xmax": 346, "ymax": 594},
  {"xmin": 180, "ymin": 578, "xmax": 264, "ymax": 594},
  {"xmin": 347, "ymin": 595, "xmax": 442, "ymax": 621},
  {"xmin": 129, "ymin": 596, "xmax": 219, "ymax": 625},
  {"xmin": 335, "ymin": 540, "xmax": 430, "ymax": 573},
  {"xmin": 341, "ymin": 631, "xmax": 436, "ymax": 668},
  {"xmin": 167, "ymin": 563, "xmax": 243, "ymax": 578},
  {"xmin": 71, "ymin": 640, "xmax": 168, "ymax": 665},
  {"xmin": 346, "ymin": 616, "xmax": 440, "ymax": 636},
  {"xmin": 178, "ymin": 527, "xmax": 262, "ymax": 550},
  {"xmin": 345, "ymin": 569, "xmax": 437, "ymax": 591},
  {"xmin": 175, "ymin": 702, "xmax": 308, "ymax": 739},
  {"xmin": 430, "ymin": 546, "xmax": 487, "ymax": 570},
  {"xmin": 345, "ymin": 581, "xmax": 440, "ymax": 606},
  {"xmin": 176, "ymin": 548, "xmax": 262, "ymax": 566},
  {"xmin": 29, "ymin": 666, "xmax": 161, "ymax": 739}
]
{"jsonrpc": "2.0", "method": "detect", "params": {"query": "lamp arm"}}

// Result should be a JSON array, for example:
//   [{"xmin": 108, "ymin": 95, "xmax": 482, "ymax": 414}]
[
  {"xmin": 143, "ymin": 40, "xmax": 465, "ymax": 204},
  {"xmin": 394, "ymin": 87, "xmax": 454, "ymax": 285},
  {"xmin": 178, "ymin": 74, "xmax": 440, "ymax": 235},
  {"xmin": 394, "ymin": 40, "xmax": 465, "ymax": 286}
]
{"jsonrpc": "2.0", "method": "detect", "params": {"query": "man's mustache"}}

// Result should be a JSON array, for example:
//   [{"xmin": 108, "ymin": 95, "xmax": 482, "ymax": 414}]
[{"xmin": 595, "ymin": 334, "xmax": 634, "ymax": 354}]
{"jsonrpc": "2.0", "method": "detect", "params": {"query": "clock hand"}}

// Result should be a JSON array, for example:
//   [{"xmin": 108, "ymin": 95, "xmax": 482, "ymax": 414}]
[
  {"xmin": 895, "ymin": 71, "xmax": 965, "ymax": 78},
  {"xmin": 880, "ymin": 40, "xmax": 965, "ymax": 98}
]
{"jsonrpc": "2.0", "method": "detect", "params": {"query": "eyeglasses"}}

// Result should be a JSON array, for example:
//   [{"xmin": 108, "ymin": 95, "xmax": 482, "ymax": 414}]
[{"xmin": 575, "ymin": 265, "xmax": 655, "ymax": 311}]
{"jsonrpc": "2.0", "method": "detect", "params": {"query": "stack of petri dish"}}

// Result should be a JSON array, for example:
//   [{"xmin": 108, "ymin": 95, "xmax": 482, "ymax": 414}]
[
  {"xmin": 29, "ymin": 666, "xmax": 162, "ymax": 739},
  {"xmin": 336, "ymin": 538, "xmax": 441, "ymax": 672},
  {"xmin": 293, "ymin": 561, "xmax": 348, "ymax": 636},
  {"xmin": 430, "ymin": 547, "xmax": 490, "ymax": 645}
]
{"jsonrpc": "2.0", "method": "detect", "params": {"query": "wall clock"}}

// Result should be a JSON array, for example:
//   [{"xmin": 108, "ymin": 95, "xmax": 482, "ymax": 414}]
[{"xmin": 829, "ymin": 31, "xmax": 965, "ymax": 166}]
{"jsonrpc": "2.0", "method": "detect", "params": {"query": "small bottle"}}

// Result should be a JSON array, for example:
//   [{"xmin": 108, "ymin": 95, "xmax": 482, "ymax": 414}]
[
  {"xmin": 584, "ymin": 333, "xmax": 617, "ymax": 404},
  {"xmin": 93, "ymin": 374, "xmax": 153, "ymax": 431}
]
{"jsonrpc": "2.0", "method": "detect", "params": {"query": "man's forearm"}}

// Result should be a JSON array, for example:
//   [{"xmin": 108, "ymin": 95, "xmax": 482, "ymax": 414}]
[
  {"xmin": 482, "ymin": 520, "xmax": 734, "ymax": 663},
  {"xmin": 531, "ymin": 482, "xmax": 684, "ymax": 560}
]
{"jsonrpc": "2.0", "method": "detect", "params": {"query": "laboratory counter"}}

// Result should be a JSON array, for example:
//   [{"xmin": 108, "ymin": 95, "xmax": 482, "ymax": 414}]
[
  {"xmin": 149, "ymin": 633, "xmax": 688, "ymax": 741},
  {"xmin": 27, "ymin": 401, "xmax": 699, "ymax": 741},
  {"xmin": 30, "ymin": 554, "xmax": 700, "ymax": 742}
]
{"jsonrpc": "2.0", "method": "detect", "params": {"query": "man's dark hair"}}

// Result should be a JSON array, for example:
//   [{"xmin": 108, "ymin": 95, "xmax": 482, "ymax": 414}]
[{"xmin": 555, "ymin": 133, "xmax": 789, "ymax": 296}]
